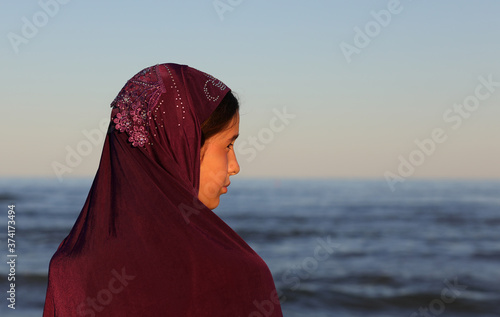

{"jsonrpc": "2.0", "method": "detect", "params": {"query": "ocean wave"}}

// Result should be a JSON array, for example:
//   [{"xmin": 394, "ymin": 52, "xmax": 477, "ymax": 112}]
[
  {"xmin": 280, "ymin": 287, "xmax": 500, "ymax": 314},
  {"xmin": 0, "ymin": 192, "xmax": 18, "ymax": 201}
]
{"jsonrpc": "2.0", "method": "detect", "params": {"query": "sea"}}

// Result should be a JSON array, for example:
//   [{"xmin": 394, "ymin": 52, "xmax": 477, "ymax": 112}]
[{"xmin": 0, "ymin": 177, "xmax": 499, "ymax": 317}]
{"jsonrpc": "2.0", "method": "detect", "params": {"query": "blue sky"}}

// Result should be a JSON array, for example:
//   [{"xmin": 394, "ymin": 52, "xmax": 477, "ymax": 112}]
[{"xmin": 1, "ymin": 0, "xmax": 499, "ymax": 181}]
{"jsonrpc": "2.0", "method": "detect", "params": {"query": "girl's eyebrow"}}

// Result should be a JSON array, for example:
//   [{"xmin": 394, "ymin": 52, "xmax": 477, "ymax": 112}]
[{"xmin": 228, "ymin": 134, "xmax": 239, "ymax": 142}]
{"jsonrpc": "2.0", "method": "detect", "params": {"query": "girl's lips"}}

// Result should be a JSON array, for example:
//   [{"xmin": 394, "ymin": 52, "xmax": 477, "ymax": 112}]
[{"xmin": 221, "ymin": 182, "xmax": 230, "ymax": 194}]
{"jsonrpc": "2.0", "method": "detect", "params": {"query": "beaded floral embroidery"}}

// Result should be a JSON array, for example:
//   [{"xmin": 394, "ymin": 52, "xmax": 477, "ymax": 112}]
[
  {"xmin": 110, "ymin": 64, "xmax": 228, "ymax": 148},
  {"xmin": 110, "ymin": 66, "xmax": 163, "ymax": 147}
]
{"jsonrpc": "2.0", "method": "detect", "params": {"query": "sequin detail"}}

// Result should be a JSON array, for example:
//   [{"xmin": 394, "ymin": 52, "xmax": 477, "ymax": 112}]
[
  {"xmin": 164, "ymin": 65, "xmax": 184, "ymax": 127},
  {"xmin": 110, "ymin": 66, "xmax": 162, "ymax": 147},
  {"xmin": 203, "ymin": 74, "xmax": 227, "ymax": 102}
]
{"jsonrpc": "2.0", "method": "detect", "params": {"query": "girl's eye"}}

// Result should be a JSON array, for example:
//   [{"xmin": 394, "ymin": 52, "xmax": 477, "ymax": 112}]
[{"xmin": 227, "ymin": 143, "xmax": 234, "ymax": 149}]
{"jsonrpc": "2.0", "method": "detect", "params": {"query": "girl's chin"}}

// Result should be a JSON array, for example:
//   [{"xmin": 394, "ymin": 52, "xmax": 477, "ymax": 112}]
[
  {"xmin": 208, "ymin": 199, "xmax": 220, "ymax": 210},
  {"xmin": 200, "ymin": 195, "xmax": 221, "ymax": 210}
]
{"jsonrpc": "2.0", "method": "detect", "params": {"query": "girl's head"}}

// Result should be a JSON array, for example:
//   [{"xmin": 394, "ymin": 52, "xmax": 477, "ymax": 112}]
[
  {"xmin": 199, "ymin": 91, "xmax": 240, "ymax": 209},
  {"xmin": 110, "ymin": 63, "xmax": 239, "ymax": 210}
]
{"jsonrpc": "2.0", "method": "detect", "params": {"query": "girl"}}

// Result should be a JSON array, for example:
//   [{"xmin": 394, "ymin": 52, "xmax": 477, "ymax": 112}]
[{"xmin": 43, "ymin": 63, "xmax": 283, "ymax": 316}]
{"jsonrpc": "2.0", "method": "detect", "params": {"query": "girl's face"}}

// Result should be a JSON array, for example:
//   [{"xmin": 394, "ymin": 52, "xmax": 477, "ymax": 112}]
[{"xmin": 199, "ymin": 112, "xmax": 240, "ymax": 210}]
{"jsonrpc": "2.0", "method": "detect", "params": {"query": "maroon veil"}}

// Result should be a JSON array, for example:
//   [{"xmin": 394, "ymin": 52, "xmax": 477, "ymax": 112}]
[{"xmin": 43, "ymin": 63, "xmax": 283, "ymax": 316}]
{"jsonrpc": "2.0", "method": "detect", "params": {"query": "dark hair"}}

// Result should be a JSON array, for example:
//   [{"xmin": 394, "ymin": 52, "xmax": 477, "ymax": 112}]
[{"xmin": 200, "ymin": 91, "xmax": 239, "ymax": 147}]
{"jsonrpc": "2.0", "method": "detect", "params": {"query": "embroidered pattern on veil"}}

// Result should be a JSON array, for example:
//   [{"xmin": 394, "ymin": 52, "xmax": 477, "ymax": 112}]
[{"xmin": 110, "ymin": 66, "xmax": 164, "ymax": 147}]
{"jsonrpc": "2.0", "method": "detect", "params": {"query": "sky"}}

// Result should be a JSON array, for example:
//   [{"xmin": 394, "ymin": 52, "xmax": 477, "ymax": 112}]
[{"xmin": 1, "ymin": 0, "xmax": 499, "ymax": 181}]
